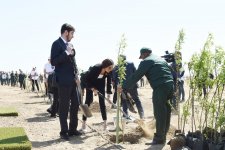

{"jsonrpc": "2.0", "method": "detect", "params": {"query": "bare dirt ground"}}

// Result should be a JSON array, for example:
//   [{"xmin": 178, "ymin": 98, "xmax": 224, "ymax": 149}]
[{"xmin": 0, "ymin": 81, "xmax": 188, "ymax": 150}]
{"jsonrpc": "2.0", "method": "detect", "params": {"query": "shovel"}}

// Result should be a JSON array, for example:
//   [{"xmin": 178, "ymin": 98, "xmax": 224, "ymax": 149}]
[{"xmin": 76, "ymin": 82, "xmax": 92, "ymax": 118}]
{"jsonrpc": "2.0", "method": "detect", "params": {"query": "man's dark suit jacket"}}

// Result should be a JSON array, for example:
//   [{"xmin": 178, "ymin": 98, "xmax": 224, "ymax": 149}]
[
  {"xmin": 112, "ymin": 61, "xmax": 138, "ymax": 88},
  {"xmin": 50, "ymin": 37, "xmax": 77, "ymax": 86}
]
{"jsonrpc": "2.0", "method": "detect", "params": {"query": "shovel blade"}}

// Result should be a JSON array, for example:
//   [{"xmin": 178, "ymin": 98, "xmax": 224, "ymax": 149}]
[{"xmin": 80, "ymin": 104, "xmax": 92, "ymax": 118}]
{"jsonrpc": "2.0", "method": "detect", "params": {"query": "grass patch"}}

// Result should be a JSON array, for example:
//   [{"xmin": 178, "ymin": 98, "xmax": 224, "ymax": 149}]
[
  {"xmin": 0, "ymin": 127, "xmax": 31, "ymax": 150},
  {"xmin": 0, "ymin": 107, "xmax": 18, "ymax": 116}
]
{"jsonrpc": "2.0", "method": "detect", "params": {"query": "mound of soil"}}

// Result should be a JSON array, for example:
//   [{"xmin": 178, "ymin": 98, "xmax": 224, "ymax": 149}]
[
  {"xmin": 108, "ymin": 119, "xmax": 177, "ymax": 144},
  {"xmin": 135, "ymin": 120, "xmax": 177, "ymax": 139}
]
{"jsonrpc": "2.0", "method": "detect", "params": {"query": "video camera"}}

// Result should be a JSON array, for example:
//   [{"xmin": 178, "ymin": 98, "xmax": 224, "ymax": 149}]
[{"xmin": 161, "ymin": 51, "xmax": 175, "ymax": 63}]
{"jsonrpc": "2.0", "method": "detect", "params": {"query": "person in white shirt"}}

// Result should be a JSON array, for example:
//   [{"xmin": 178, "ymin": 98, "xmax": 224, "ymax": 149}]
[
  {"xmin": 30, "ymin": 67, "xmax": 39, "ymax": 92},
  {"xmin": 1, "ymin": 72, "xmax": 7, "ymax": 85},
  {"xmin": 44, "ymin": 58, "xmax": 55, "ymax": 96}
]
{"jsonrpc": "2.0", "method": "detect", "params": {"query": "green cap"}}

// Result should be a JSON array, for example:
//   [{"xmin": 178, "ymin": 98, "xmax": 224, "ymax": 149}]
[{"xmin": 139, "ymin": 47, "xmax": 152, "ymax": 59}]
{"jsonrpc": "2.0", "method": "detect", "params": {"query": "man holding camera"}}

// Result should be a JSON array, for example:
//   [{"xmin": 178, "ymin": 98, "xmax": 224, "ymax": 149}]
[{"xmin": 118, "ymin": 47, "xmax": 174, "ymax": 145}]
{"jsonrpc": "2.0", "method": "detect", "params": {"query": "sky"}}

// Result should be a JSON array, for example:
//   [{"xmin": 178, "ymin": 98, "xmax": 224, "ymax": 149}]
[{"xmin": 0, "ymin": 0, "xmax": 225, "ymax": 74}]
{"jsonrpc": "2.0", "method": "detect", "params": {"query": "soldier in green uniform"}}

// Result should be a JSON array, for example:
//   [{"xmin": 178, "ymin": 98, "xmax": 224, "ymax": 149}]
[{"xmin": 119, "ymin": 47, "xmax": 174, "ymax": 145}]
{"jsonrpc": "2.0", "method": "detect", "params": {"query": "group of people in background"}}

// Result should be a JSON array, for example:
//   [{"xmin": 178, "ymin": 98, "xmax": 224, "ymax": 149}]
[
  {"xmin": 0, "ymin": 71, "xmax": 18, "ymax": 86},
  {"xmin": 0, "ymin": 70, "xmax": 26, "ymax": 89},
  {"xmin": 0, "ymin": 67, "xmax": 47, "ymax": 93}
]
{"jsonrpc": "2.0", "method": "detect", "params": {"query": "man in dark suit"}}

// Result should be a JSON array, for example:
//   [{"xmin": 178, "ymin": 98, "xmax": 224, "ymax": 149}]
[
  {"xmin": 112, "ymin": 55, "xmax": 144, "ymax": 119},
  {"xmin": 50, "ymin": 23, "xmax": 81, "ymax": 140}
]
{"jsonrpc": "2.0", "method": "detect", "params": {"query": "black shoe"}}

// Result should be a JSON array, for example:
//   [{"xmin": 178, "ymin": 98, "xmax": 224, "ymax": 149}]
[
  {"xmin": 47, "ymin": 108, "xmax": 52, "ymax": 114},
  {"xmin": 50, "ymin": 114, "xmax": 56, "ymax": 118},
  {"xmin": 145, "ymin": 139, "xmax": 166, "ymax": 145},
  {"xmin": 68, "ymin": 130, "xmax": 82, "ymax": 136},
  {"xmin": 60, "ymin": 133, "xmax": 69, "ymax": 141}
]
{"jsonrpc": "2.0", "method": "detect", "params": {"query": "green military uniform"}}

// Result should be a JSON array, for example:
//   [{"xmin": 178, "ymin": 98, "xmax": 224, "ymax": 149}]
[{"xmin": 123, "ymin": 53, "xmax": 174, "ymax": 142}]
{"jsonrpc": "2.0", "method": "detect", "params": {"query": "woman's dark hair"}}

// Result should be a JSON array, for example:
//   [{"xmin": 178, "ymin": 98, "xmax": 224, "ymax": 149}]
[
  {"xmin": 101, "ymin": 59, "xmax": 114, "ymax": 68},
  {"xmin": 61, "ymin": 23, "xmax": 75, "ymax": 34}
]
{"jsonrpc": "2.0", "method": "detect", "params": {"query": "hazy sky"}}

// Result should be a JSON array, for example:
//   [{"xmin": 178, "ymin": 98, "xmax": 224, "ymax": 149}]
[{"xmin": 0, "ymin": 0, "xmax": 225, "ymax": 74}]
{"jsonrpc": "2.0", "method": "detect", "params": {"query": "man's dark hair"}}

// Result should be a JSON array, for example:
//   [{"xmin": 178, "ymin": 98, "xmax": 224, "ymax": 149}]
[
  {"xmin": 61, "ymin": 23, "xmax": 75, "ymax": 34},
  {"xmin": 101, "ymin": 59, "xmax": 114, "ymax": 68}
]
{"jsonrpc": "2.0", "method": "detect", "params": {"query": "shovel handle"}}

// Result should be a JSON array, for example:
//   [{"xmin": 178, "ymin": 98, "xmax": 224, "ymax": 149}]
[{"xmin": 75, "ymin": 80, "xmax": 85, "ymax": 105}]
